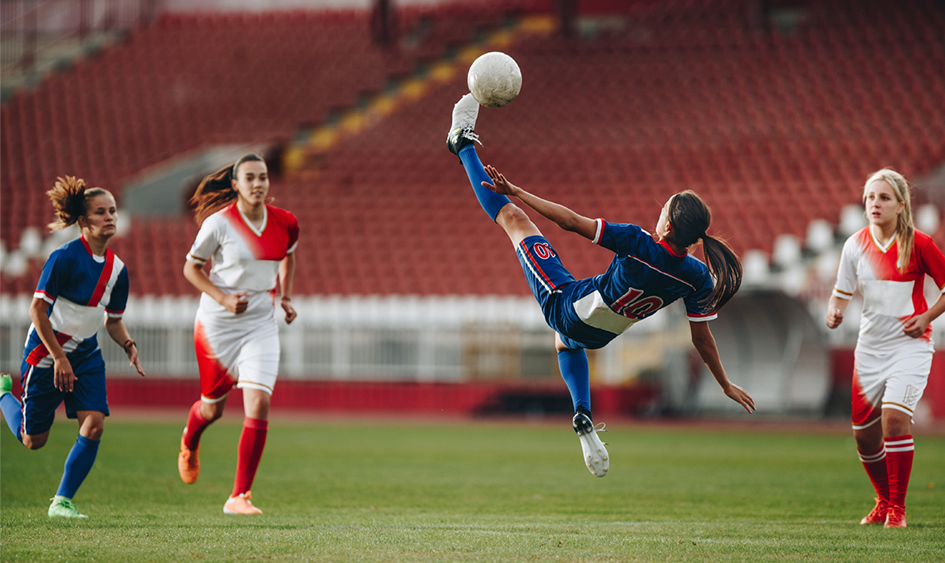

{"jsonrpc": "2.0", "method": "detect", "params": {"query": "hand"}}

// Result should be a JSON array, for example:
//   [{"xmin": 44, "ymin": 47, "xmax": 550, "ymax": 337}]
[
  {"xmin": 281, "ymin": 297, "xmax": 297, "ymax": 324},
  {"xmin": 902, "ymin": 313, "xmax": 930, "ymax": 338},
  {"xmin": 221, "ymin": 292, "xmax": 250, "ymax": 314},
  {"xmin": 482, "ymin": 165, "xmax": 518, "ymax": 196},
  {"xmin": 724, "ymin": 382, "xmax": 755, "ymax": 414},
  {"xmin": 826, "ymin": 307, "xmax": 843, "ymax": 329},
  {"xmin": 125, "ymin": 342, "xmax": 146, "ymax": 377},
  {"xmin": 53, "ymin": 356, "xmax": 77, "ymax": 393}
]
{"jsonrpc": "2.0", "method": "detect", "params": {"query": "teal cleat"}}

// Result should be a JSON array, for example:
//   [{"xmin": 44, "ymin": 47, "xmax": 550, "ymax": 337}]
[
  {"xmin": 0, "ymin": 373, "xmax": 12, "ymax": 396},
  {"xmin": 48, "ymin": 496, "xmax": 88, "ymax": 519}
]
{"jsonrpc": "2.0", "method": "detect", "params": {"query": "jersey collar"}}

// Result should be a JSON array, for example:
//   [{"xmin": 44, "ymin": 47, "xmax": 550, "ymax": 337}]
[
  {"xmin": 659, "ymin": 239, "xmax": 687, "ymax": 258},
  {"xmin": 236, "ymin": 204, "xmax": 268, "ymax": 237},
  {"xmin": 80, "ymin": 235, "xmax": 107, "ymax": 263}
]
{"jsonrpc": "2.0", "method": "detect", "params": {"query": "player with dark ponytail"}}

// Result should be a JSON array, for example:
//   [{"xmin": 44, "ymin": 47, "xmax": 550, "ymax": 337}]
[
  {"xmin": 0, "ymin": 176, "xmax": 144, "ymax": 518},
  {"xmin": 446, "ymin": 94, "xmax": 753, "ymax": 477}
]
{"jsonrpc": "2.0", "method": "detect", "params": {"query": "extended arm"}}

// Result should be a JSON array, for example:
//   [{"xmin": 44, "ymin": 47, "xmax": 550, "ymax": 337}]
[
  {"xmin": 182, "ymin": 261, "xmax": 249, "ymax": 314},
  {"xmin": 105, "ymin": 317, "xmax": 145, "ymax": 376},
  {"xmin": 689, "ymin": 320, "xmax": 755, "ymax": 413},
  {"xmin": 279, "ymin": 252, "xmax": 297, "ymax": 324},
  {"xmin": 483, "ymin": 165, "xmax": 598, "ymax": 241}
]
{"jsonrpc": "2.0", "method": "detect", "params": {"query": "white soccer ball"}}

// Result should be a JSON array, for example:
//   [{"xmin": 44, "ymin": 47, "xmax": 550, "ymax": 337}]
[{"xmin": 467, "ymin": 52, "xmax": 522, "ymax": 108}]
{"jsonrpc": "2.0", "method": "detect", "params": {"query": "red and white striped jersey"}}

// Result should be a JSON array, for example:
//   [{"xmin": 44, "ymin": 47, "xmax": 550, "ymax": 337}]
[{"xmin": 833, "ymin": 226, "xmax": 945, "ymax": 353}]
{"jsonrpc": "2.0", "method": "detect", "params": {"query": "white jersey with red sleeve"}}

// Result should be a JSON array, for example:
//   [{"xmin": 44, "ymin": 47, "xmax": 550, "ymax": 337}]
[
  {"xmin": 833, "ymin": 227, "xmax": 945, "ymax": 353},
  {"xmin": 186, "ymin": 203, "xmax": 299, "ymax": 321}
]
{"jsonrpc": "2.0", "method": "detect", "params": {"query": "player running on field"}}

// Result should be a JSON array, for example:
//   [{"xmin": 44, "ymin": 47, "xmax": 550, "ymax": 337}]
[
  {"xmin": 0, "ymin": 177, "xmax": 145, "ymax": 518},
  {"xmin": 826, "ymin": 168, "xmax": 945, "ymax": 529},
  {"xmin": 177, "ymin": 153, "xmax": 299, "ymax": 515},
  {"xmin": 446, "ymin": 94, "xmax": 755, "ymax": 476}
]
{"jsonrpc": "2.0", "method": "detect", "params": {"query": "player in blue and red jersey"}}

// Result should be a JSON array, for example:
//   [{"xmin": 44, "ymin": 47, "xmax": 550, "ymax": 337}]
[
  {"xmin": 0, "ymin": 176, "xmax": 145, "ymax": 518},
  {"xmin": 446, "ymin": 94, "xmax": 754, "ymax": 476}
]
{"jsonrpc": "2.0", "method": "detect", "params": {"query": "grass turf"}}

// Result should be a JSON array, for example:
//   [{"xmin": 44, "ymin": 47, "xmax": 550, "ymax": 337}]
[{"xmin": 1, "ymin": 415, "xmax": 943, "ymax": 562}]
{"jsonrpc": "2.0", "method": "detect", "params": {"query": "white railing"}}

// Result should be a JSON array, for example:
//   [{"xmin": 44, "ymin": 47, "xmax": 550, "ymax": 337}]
[{"xmin": 0, "ymin": 294, "xmax": 687, "ymax": 383}]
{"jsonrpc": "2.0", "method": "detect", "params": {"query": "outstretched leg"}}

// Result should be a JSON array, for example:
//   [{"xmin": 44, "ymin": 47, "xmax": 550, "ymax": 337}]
[
  {"xmin": 447, "ymin": 94, "xmax": 542, "ymax": 245},
  {"xmin": 0, "ymin": 374, "xmax": 24, "ymax": 442}
]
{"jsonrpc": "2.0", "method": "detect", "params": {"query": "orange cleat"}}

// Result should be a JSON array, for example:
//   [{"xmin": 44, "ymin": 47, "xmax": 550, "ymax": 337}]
[
  {"xmin": 178, "ymin": 433, "xmax": 199, "ymax": 485},
  {"xmin": 223, "ymin": 492, "xmax": 263, "ymax": 515},
  {"xmin": 884, "ymin": 504, "xmax": 907, "ymax": 528},
  {"xmin": 859, "ymin": 497, "xmax": 889, "ymax": 525}
]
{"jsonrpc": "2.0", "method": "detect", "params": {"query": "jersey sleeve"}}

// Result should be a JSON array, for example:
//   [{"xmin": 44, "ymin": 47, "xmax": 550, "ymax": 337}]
[
  {"xmin": 593, "ymin": 220, "xmax": 649, "ymax": 256},
  {"xmin": 915, "ymin": 232, "xmax": 945, "ymax": 293},
  {"xmin": 105, "ymin": 266, "xmax": 130, "ymax": 318},
  {"xmin": 187, "ymin": 216, "xmax": 221, "ymax": 266},
  {"xmin": 683, "ymin": 276, "xmax": 717, "ymax": 321},
  {"xmin": 832, "ymin": 236, "xmax": 859, "ymax": 300},
  {"xmin": 34, "ymin": 248, "xmax": 68, "ymax": 304}
]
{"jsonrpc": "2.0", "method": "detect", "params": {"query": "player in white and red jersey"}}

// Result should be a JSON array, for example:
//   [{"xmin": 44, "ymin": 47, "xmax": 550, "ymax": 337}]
[
  {"xmin": 0, "ymin": 177, "xmax": 145, "ymax": 519},
  {"xmin": 177, "ymin": 154, "xmax": 299, "ymax": 515},
  {"xmin": 446, "ymin": 94, "xmax": 754, "ymax": 477},
  {"xmin": 827, "ymin": 168, "xmax": 945, "ymax": 528}
]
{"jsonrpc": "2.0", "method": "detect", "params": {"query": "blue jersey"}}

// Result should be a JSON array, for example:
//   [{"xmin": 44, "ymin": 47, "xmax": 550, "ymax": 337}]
[
  {"xmin": 516, "ymin": 220, "xmax": 716, "ymax": 350},
  {"xmin": 22, "ymin": 236, "xmax": 129, "ymax": 367},
  {"xmin": 584, "ymin": 219, "xmax": 715, "ymax": 323}
]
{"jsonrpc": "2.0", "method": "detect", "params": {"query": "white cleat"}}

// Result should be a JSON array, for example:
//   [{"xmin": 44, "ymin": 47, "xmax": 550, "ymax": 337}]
[
  {"xmin": 446, "ymin": 93, "xmax": 482, "ymax": 155},
  {"xmin": 573, "ymin": 411, "xmax": 609, "ymax": 477}
]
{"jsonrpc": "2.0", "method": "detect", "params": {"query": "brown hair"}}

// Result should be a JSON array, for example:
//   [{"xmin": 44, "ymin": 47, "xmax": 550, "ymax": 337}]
[
  {"xmin": 667, "ymin": 190, "xmax": 742, "ymax": 311},
  {"xmin": 862, "ymin": 168, "xmax": 914, "ymax": 273},
  {"xmin": 190, "ymin": 153, "xmax": 266, "ymax": 224},
  {"xmin": 46, "ymin": 176, "xmax": 112, "ymax": 231}
]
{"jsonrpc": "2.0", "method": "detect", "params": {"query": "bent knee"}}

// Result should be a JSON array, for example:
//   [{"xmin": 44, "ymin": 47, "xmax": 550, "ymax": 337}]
[
  {"xmin": 496, "ymin": 204, "xmax": 541, "ymax": 244},
  {"xmin": 23, "ymin": 435, "xmax": 48, "ymax": 450}
]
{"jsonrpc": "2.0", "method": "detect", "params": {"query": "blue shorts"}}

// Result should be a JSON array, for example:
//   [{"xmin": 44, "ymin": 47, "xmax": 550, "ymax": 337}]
[
  {"xmin": 515, "ymin": 235, "xmax": 618, "ymax": 350},
  {"xmin": 19, "ymin": 350, "xmax": 109, "ymax": 436}
]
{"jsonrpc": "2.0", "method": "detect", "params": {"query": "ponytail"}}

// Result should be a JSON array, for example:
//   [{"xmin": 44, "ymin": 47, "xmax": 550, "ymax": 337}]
[
  {"xmin": 190, "ymin": 165, "xmax": 235, "ymax": 225},
  {"xmin": 190, "ymin": 153, "xmax": 266, "ymax": 225},
  {"xmin": 668, "ymin": 190, "xmax": 742, "ymax": 311},
  {"xmin": 46, "ymin": 176, "xmax": 110, "ymax": 231},
  {"xmin": 701, "ymin": 235, "xmax": 743, "ymax": 311}
]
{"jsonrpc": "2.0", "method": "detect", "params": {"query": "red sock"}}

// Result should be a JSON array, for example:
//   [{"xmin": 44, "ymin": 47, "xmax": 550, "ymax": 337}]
[
  {"xmin": 183, "ymin": 400, "xmax": 212, "ymax": 451},
  {"xmin": 857, "ymin": 445, "xmax": 889, "ymax": 501},
  {"xmin": 884, "ymin": 435, "xmax": 914, "ymax": 508},
  {"xmin": 232, "ymin": 417, "xmax": 269, "ymax": 497}
]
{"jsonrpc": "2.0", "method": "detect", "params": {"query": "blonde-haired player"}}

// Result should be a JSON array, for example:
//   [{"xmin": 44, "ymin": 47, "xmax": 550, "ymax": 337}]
[
  {"xmin": 826, "ymin": 168, "xmax": 945, "ymax": 528},
  {"xmin": 177, "ymin": 154, "xmax": 299, "ymax": 515}
]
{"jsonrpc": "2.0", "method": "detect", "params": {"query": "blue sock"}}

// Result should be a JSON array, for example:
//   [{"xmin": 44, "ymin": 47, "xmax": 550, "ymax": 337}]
[
  {"xmin": 56, "ymin": 434, "xmax": 100, "ymax": 499},
  {"xmin": 0, "ymin": 393, "xmax": 23, "ymax": 442},
  {"xmin": 458, "ymin": 145, "xmax": 510, "ymax": 221},
  {"xmin": 557, "ymin": 348, "xmax": 591, "ymax": 414}
]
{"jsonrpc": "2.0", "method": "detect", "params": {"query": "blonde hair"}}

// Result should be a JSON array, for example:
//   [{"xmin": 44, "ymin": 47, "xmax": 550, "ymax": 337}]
[
  {"xmin": 46, "ymin": 176, "xmax": 111, "ymax": 231},
  {"xmin": 863, "ymin": 168, "xmax": 914, "ymax": 273}
]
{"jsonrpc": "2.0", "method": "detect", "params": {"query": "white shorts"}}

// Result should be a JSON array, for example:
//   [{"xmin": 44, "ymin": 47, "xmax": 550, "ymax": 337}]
[
  {"xmin": 852, "ymin": 339, "xmax": 932, "ymax": 429},
  {"xmin": 194, "ymin": 303, "xmax": 280, "ymax": 399}
]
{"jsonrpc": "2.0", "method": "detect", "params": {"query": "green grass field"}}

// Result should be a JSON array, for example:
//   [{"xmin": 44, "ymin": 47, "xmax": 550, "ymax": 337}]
[{"xmin": 1, "ymin": 414, "xmax": 943, "ymax": 562}]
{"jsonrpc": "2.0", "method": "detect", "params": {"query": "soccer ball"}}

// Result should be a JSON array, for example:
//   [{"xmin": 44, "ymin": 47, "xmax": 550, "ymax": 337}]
[{"xmin": 467, "ymin": 52, "xmax": 522, "ymax": 108}]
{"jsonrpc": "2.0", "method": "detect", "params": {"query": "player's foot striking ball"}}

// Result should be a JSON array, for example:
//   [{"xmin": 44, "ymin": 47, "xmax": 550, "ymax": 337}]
[{"xmin": 446, "ymin": 93, "xmax": 754, "ymax": 477}]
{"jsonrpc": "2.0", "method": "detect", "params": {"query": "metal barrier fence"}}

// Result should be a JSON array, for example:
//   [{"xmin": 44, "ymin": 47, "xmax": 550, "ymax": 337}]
[{"xmin": 0, "ymin": 294, "xmax": 688, "ymax": 385}]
